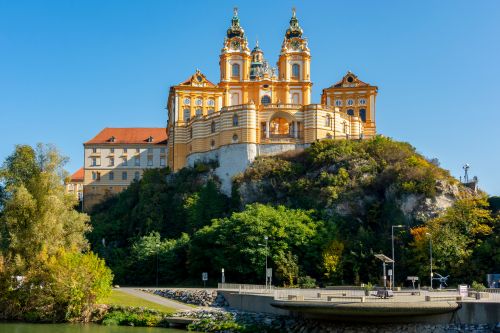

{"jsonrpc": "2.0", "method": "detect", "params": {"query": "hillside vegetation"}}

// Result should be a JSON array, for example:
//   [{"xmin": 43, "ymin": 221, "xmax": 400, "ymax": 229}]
[{"xmin": 89, "ymin": 137, "xmax": 500, "ymax": 287}]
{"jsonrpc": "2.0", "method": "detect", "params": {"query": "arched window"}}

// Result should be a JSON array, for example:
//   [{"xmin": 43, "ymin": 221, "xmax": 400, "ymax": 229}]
[
  {"xmin": 183, "ymin": 109, "xmax": 191, "ymax": 121},
  {"xmin": 232, "ymin": 63, "xmax": 240, "ymax": 77},
  {"xmin": 195, "ymin": 108, "xmax": 202, "ymax": 117},
  {"xmin": 233, "ymin": 114, "xmax": 239, "ymax": 127},
  {"xmin": 211, "ymin": 121, "xmax": 216, "ymax": 133},
  {"xmin": 232, "ymin": 134, "xmax": 238, "ymax": 143},
  {"xmin": 261, "ymin": 95, "xmax": 271, "ymax": 105},
  {"xmin": 359, "ymin": 109, "xmax": 367, "ymax": 122},
  {"xmin": 292, "ymin": 93, "xmax": 300, "ymax": 104},
  {"xmin": 325, "ymin": 114, "xmax": 332, "ymax": 127},
  {"xmin": 347, "ymin": 109, "xmax": 354, "ymax": 116},
  {"xmin": 292, "ymin": 64, "xmax": 300, "ymax": 79}
]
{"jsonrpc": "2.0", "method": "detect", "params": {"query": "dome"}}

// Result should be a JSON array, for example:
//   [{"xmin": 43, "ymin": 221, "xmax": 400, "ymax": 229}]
[
  {"xmin": 285, "ymin": 8, "xmax": 303, "ymax": 39},
  {"xmin": 227, "ymin": 8, "xmax": 245, "ymax": 38}
]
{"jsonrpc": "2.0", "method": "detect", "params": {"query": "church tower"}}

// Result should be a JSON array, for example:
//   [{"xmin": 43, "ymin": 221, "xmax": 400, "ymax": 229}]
[
  {"xmin": 219, "ymin": 8, "xmax": 251, "ymax": 106},
  {"xmin": 277, "ymin": 8, "xmax": 312, "ymax": 105}
]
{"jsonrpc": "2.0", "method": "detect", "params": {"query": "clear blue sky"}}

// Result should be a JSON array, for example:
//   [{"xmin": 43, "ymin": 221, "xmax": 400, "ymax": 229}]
[{"xmin": 1, "ymin": 0, "xmax": 499, "ymax": 195}]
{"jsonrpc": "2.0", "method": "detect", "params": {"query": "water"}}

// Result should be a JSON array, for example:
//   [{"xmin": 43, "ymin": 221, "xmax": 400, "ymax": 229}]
[{"xmin": 0, "ymin": 323, "xmax": 187, "ymax": 333}]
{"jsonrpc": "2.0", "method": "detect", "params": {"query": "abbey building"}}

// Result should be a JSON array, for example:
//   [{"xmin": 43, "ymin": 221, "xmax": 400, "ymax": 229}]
[{"xmin": 166, "ymin": 9, "xmax": 378, "ymax": 193}]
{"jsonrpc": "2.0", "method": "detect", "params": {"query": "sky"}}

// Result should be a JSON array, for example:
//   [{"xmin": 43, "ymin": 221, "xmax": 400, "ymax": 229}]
[{"xmin": 0, "ymin": 0, "xmax": 499, "ymax": 195}]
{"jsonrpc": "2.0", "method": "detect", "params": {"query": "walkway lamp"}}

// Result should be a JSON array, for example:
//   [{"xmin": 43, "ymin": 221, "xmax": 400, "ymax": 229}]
[
  {"xmin": 391, "ymin": 225, "xmax": 405, "ymax": 289},
  {"xmin": 425, "ymin": 233, "xmax": 433, "ymax": 289},
  {"xmin": 156, "ymin": 243, "xmax": 160, "ymax": 288},
  {"xmin": 259, "ymin": 236, "xmax": 269, "ymax": 289}
]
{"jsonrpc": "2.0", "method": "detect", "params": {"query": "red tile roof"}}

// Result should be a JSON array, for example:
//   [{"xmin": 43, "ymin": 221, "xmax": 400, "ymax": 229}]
[
  {"xmin": 70, "ymin": 167, "xmax": 84, "ymax": 182},
  {"xmin": 85, "ymin": 128, "xmax": 168, "ymax": 145}
]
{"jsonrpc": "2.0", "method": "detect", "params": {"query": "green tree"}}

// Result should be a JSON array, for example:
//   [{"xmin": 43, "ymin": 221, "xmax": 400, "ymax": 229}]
[
  {"xmin": 0, "ymin": 144, "xmax": 111, "ymax": 321},
  {"xmin": 188, "ymin": 203, "xmax": 322, "ymax": 285}
]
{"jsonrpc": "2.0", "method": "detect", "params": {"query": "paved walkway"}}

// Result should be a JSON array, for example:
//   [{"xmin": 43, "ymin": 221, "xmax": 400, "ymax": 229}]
[{"xmin": 119, "ymin": 287, "xmax": 195, "ymax": 311}]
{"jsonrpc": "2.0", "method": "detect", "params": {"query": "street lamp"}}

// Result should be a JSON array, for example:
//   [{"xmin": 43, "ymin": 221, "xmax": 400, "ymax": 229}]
[
  {"xmin": 259, "ymin": 236, "xmax": 269, "ymax": 289},
  {"xmin": 391, "ymin": 225, "xmax": 404, "ymax": 290},
  {"xmin": 426, "ymin": 233, "xmax": 433, "ymax": 289},
  {"xmin": 156, "ymin": 243, "xmax": 160, "ymax": 288}
]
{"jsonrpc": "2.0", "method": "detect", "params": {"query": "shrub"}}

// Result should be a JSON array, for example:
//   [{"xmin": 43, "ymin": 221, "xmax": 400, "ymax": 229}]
[
  {"xmin": 471, "ymin": 281, "xmax": 486, "ymax": 292},
  {"xmin": 298, "ymin": 276, "xmax": 317, "ymax": 289}
]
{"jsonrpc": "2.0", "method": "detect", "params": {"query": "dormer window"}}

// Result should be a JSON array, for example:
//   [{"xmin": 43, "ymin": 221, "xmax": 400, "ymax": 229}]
[
  {"xmin": 109, "ymin": 136, "xmax": 115, "ymax": 142},
  {"xmin": 146, "ymin": 136, "xmax": 153, "ymax": 143}
]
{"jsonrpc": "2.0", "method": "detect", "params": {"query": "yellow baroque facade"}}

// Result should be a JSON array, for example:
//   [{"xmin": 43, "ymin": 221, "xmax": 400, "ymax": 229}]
[{"xmin": 166, "ymin": 9, "xmax": 378, "ymax": 193}]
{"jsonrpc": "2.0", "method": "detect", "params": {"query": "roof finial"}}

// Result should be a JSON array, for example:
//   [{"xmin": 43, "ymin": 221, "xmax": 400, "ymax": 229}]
[
  {"xmin": 292, "ymin": 7, "xmax": 296, "ymax": 18},
  {"xmin": 256, "ymin": 39, "xmax": 259, "ymax": 47},
  {"xmin": 233, "ymin": 7, "xmax": 238, "ymax": 17}
]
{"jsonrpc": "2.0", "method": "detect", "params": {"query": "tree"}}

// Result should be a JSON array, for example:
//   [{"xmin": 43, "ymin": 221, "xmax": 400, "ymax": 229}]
[
  {"xmin": 0, "ymin": 144, "xmax": 111, "ymax": 321},
  {"xmin": 188, "ymin": 203, "xmax": 322, "ymax": 285}
]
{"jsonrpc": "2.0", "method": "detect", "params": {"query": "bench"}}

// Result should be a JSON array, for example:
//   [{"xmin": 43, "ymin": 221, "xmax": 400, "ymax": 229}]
[
  {"xmin": 375, "ymin": 289, "xmax": 394, "ymax": 298},
  {"xmin": 287, "ymin": 295, "xmax": 304, "ymax": 301},
  {"xmin": 425, "ymin": 295, "xmax": 462, "ymax": 302},
  {"xmin": 317, "ymin": 292, "xmax": 347, "ymax": 298},
  {"xmin": 393, "ymin": 291, "xmax": 421, "ymax": 296},
  {"xmin": 326, "ymin": 296, "xmax": 365, "ymax": 303}
]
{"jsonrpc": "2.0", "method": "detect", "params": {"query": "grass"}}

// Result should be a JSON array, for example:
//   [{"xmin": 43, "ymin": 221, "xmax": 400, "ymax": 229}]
[{"xmin": 102, "ymin": 290, "xmax": 176, "ymax": 313}]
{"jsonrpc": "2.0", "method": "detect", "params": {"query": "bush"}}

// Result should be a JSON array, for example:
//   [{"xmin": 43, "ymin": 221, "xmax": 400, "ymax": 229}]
[
  {"xmin": 471, "ymin": 281, "xmax": 486, "ymax": 292},
  {"xmin": 101, "ymin": 306, "xmax": 166, "ymax": 327},
  {"xmin": 298, "ymin": 276, "xmax": 317, "ymax": 288}
]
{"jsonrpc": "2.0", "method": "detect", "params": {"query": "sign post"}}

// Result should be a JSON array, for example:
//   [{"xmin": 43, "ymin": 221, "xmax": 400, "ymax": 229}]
[
  {"xmin": 202, "ymin": 272, "xmax": 208, "ymax": 288},
  {"xmin": 221, "ymin": 268, "xmax": 225, "ymax": 284},
  {"xmin": 266, "ymin": 268, "xmax": 272, "ymax": 289},
  {"xmin": 407, "ymin": 276, "xmax": 419, "ymax": 289}
]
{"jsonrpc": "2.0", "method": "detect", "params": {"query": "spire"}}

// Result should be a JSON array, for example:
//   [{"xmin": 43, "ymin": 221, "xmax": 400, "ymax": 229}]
[
  {"xmin": 252, "ymin": 39, "xmax": 262, "ymax": 53},
  {"xmin": 285, "ymin": 7, "xmax": 303, "ymax": 39},
  {"xmin": 227, "ymin": 7, "xmax": 245, "ymax": 38}
]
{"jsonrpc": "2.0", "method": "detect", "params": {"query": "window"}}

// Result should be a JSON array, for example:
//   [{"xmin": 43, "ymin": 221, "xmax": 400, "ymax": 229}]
[
  {"xmin": 109, "ymin": 171, "xmax": 114, "ymax": 180},
  {"xmin": 291, "ymin": 93, "xmax": 299, "ymax": 104},
  {"xmin": 261, "ymin": 95, "xmax": 271, "ymax": 105},
  {"xmin": 96, "ymin": 172, "xmax": 101, "ymax": 181},
  {"xmin": 134, "ymin": 171, "xmax": 140, "ymax": 180},
  {"xmin": 123, "ymin": 148, "xmax": 127, "ymax": 153},
  {"xmin": 196, "ymin": 108, "xmax": 202, "ymax": 117},
  {"xmin": 122, "ymin": 157, "xmax": 127, "ymax": 166},
  {"xmin": 184, "ymin": 108, "xmax": 191, "ymax": 121},
  {"xmin": 359, "ymin": 98, "xmax": 367, "ymax": 105},
  {"xmin": 232, "ymin": 134, "xmax": 238, "ymax": 143},
  {"xmin": 325, "ymin": 114, "xmax": 332, "ymax": 127},
  {"xmin": 347, "ymin": 99, "xmax": 354, "ymax": 106},
  {"xmin": 207, "ymin": 99, "xmax": 215, "ymax": 106},
  {"xmin": 211, "ymin": 121, "xmax": 216, "ymax": 133},
  {"xmin": 160, "ymin": 148, "xmax": 166, "ymax": 154},
  {"xmin": 347, "ymin": 76, "xmax": 354, "ymax": 83},
  {"xmin": 183, "ymin": 97, "xmax": 190, "ymax": 105},
  {"xmin": 233, "ymin": 114, "xmax": 239, "ymax": 126},
  {"xmin": 195, "ymin": 98, "xmax": 202, "ymax": 106},
  {"xmin": 122, "ymin": 172, "xmax": 127, "ymax": 180},
  {"xmin": 211, "ymin": 139, "xmax": 215, "ymax": 148},
  {"xmin": 359, "ymin": 109, "xmax": 367, "ymax": 122},
  {"xmin": 134, "ymin": 156, "xmax": 140, "ymax": 166},
  {"xmin": 335, "ymin": 99, "xmax": 342, "ymax": 107},
  {"xmin": 160, "ymin": 158, "xmax": 165, "ymax": 166},
  {"xmin": 147, "ymin": 156, "xmax": 153, "ymax": 166},
  {"xmin": 92, "ymin": 172, "xmax": 96, "ymax": 180},
  {"xmin": 92, "ymin": 148, "xmax": 97, "ymax": 153},
  {"xmin": 231, "ymin": 93, "xmax": 239, "ymax": 105},
  {"xmin": 110, "ymin": 148, "xmax": 114, "ymax": 153},
  {"xmin": 147, "ymin": 148, "xmax": 153, "ymax": 154},
  {"xmin": 292, "ymin": 64, "xmax": 300, "ymax": 78},
  {"xmin": 231, "ymin": 63, "xmax": 240, "ymax": 77},
  {"xmin": 91, "ymin": 157, "xmax": 97, "ymax": 166},
  {"xmin": 347, "ymin": 109, "xmax": 354, "ymax": 116},
  {"xmin": 109, "ymin": 157, "xmax": 114, "ymax": 166}
]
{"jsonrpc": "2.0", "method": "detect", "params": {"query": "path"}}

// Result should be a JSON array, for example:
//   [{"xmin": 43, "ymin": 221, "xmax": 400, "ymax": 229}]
[{"xmin": 119, "ymin": 287, "xmax": 195, "ymax": 311}]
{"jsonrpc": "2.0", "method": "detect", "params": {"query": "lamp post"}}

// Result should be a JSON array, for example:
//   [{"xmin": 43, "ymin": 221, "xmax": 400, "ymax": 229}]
[
  {"xmin": 156, "ymin": 243, "xmax": 160, "ymax": 288},
  {"xmin": 264, "ymin": 236, "xmax": 269, "ymax": 289},
  {"xmin": 426, "ymin": 233, "xmax": 433, "ymax": 289},
  {"xmin": 391, "ymin": 225, "xmax": 404, "ymax": 289}
]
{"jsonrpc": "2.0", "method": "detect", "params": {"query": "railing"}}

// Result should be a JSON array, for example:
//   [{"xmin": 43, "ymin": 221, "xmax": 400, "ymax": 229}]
[
  {"xmin": 218, "ymin": 283, "xmax": 274, "ymax": 294},
  {"xmin": 262, "ymin": 103, "xmax": 303, "ymax": 110}
]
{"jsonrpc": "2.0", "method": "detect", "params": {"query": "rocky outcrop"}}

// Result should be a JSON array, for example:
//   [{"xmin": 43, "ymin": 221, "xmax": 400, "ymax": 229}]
[{"xmin": 143, "ymin": 289, "xmax": 228, "ymax": 307}]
